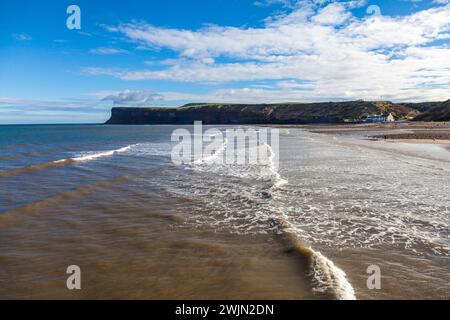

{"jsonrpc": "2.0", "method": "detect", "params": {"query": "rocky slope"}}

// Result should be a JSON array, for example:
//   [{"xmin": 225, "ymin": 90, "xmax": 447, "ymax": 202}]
[
  {"xmin": 412, "ymin": 100, "xmax": 450, "ymax": 121},
  {"xmin": 105, "ymin": 100, "xmax": 424, "ymax": 125}
]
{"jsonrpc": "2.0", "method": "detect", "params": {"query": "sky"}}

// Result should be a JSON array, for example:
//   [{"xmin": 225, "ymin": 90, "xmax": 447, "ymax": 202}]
[{"xmin": 0, "ymin": 0, "xmax": 449, "ymax": 124}]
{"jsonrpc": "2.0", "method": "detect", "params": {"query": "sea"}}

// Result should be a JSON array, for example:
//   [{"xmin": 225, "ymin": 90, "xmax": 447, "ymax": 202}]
[{"xmin": 0, "ymin": 124, "xmax": 449, "ymax": 299}]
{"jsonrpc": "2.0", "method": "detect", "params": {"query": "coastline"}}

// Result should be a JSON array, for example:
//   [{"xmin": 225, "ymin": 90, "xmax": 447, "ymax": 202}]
[{"xmin": 270, "ymin": 122, "xmax": 450, "ymax": 152}]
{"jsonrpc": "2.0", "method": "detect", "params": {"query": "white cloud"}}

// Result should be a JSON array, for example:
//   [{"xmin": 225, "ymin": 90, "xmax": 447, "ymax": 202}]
[
  {"xmin": 12, "ymin": 33, "xmax": 32, "ymax": 41},
  {"xmin": 253, "ymin": 0, "xmax": 298, "ymax": 8},
  {"xmin": 98, "ymin": 89, "xmax": 163, "ymax": 105},
  {"xmin": 85, "ymin": 1, "xmax": 450, "ymax": 102},
  {"xmin": 0, "ymin": 96, "xmax": 108, "ymax": 112},
  {"xmin": 89, "ymin": 47, "xmax": 129, "ymax": 55},
  {"xmin": 312, "ymin": 2, "xmax": 352, "ymax": 25},
  {"xmin": 0, "ymin": 97, "xmax": 109, "ymax": 124}
]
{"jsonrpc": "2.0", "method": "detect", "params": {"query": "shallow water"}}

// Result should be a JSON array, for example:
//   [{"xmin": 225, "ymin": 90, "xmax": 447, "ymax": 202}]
[{"xmin": 0, "ymin": 125, "xmax": 448, "ymax": 299}]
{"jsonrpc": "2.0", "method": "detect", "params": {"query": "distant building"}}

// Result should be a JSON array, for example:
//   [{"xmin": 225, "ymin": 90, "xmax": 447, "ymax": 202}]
[
  {"xmin": 386, "ymin": 113, "xmax": 395, "ymax": 122},
  {"xmin": 365, "ymin": 115, "xmax": 386, "ymax": 123}
]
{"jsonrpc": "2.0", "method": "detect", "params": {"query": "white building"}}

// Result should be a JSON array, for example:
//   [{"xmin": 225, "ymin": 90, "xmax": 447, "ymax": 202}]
[{"xmin": 386, "ymin": 113, "xmax": 395, "ymax": 122}]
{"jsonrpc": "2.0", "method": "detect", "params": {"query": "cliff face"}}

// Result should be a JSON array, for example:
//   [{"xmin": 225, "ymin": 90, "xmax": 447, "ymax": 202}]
[
  {"xmin": 412, "ymin": 100, "xmax": 450, "ymax": 121},
  {"xmin": 106, "ymin": 107, "xmax": 178, "ymax": 124},
  {"xmin": 105, "ymin": 101, "xmax": 422, "ymax": 125}
]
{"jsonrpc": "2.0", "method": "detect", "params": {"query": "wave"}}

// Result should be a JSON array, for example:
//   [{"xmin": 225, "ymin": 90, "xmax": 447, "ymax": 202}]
[
  {"xmin": 190, "ymin": 140, "xmax": 288, "ymax": 190},
  {"xmin": 265, "ymin": 143, "xmax": 288, "ymax": 189},
  {"xmin": 55, "ymin": 144, "xmax": 134, "ymax": 163},
  {"xmin": 0, "ymin": 144, "xmax": 135, "ymax": 178},
  {"xmin": 0, "ymin": 143, "xmax": 26, "ymax": 150},
  {"xmin": 193, "ymin": 138, "xmax": 228, "ymax": 165},
  {"xmin": 0, "ymin": 161, "xmax": 64, "ymax": 178},
  {"xmin": 0, "ymin": 154, "xmax": 18, "ymax": 160},
  {"xmin": 175, "ymin": 132, "xmax": 355, "ymax": 299},
  {"xmin": 273, "ymin": 217, "xmax": 356, "ymax": 300},
  {"xmin": 0, "ymin": 150, "xmax": 42, "ymax": 161},
  {"xmin": 308, "ymin": 250, "xmax": 356, "ymax": 300},
  {"xmin": 0, "ymin": 176, "xmax": 128, "ymax": 225}
]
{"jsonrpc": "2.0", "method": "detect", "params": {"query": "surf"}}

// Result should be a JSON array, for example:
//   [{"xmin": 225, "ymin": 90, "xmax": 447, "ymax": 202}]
[
  {"xmin": 193, "ymin": 138, "xmax": 228, "ymax": 165},
  {"xmin": 0, "ymin": 144, "xmax": 135, "ymax": 178},
  {"xmin": 265, "ymin": 143, "xmax": 288, "ymax": 189},
  {"xmin": 185, "ymin": 133, "xmax": 355, "ymax": 299},
  {"xmin": 272, "ymin": 217, "xmax": 356, "ymax": 300},
  {"xmin": 55, "ymin": 144, "xmax": 134, "ymax": 163}
]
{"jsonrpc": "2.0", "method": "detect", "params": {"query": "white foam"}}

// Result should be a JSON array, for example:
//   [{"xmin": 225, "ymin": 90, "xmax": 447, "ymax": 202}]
[
  {"xmin": 278, "ymin": 215, "xmax": 356, "ymax": 300},
  {"xmin": 266, "ymin": 143, "xmax": 288, "ymax": 189},
  {"xmin": 193, "ymin": 138, "xmax": 228, "ymax": 165},
  {"xmin": 309, "ymin": 249, "xmax": 356, "ymax": 300},
  {"xmin": 54, "ymin": 144, "xmax": 135, "ymax": 163},
  {"xmin": 130, "ymin": 142, "xmax": 172, "ymax": 157}
]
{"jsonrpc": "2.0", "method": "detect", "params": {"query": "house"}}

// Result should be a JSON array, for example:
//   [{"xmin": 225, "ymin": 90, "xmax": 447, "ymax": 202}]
[{"xmin": 386, "ymin": 113, "xmax": 395, "ymax": 122}]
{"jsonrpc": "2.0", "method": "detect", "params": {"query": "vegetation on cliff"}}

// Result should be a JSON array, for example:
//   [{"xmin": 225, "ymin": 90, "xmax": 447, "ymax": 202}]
[{"xmin": 412, "ymin": 100, "xmax": 450, "ymax": 122}]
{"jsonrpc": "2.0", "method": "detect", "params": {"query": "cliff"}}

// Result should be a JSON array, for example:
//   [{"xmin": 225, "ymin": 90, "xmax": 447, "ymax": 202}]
[
  {"xmin": 412, "ymin": 100, "xmax": 450, "ymax": 121},
  {"xmin": 105, "ymin": 100, "xmax": 423, "ymax": 125}
]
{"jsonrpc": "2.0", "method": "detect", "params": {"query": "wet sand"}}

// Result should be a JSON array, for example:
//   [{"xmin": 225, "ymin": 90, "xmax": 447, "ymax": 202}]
[
  {"xmin": 275, "ymin": 121, "xmax": 450, "ymax": 139},
  {"xmin": 272, "ymin": 122, "xmax": 450, "ymax": 151}
]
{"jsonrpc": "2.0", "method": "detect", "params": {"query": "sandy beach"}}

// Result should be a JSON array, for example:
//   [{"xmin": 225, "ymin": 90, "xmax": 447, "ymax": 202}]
[
  {"xmin": 271, "ymin": 122, "xmax": 450, "ymax": 151},
  {"xmin": 273, "ymin": 121, "xmax": 450, "ymax": 137}
]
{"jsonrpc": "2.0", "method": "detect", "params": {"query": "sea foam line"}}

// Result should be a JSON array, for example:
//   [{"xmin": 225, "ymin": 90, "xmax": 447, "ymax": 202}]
[
  {"xmin": 265, "ymin": 143, "xmax": 353, "ymax": 298},
  {"xmin": 308, "ymin": 249, "xmax": 356, "ymax": 300},
  {"xmin": 0, "ymin": 144, "xmax": 136, "ymax": 178},
  {"xmin": 275, "ymin": 217, "xmax": 356, "ymax": 300},
  {"xmin": 193, "ymin": 138, "xmax": 228, "ymax": 165},
  {"xmin": 265, "ymin": 143, "xmax": 288, "ymax": 189},
  {"xmin": 54, "ymin": 144, "xmax": 135, "ymax": 163}
]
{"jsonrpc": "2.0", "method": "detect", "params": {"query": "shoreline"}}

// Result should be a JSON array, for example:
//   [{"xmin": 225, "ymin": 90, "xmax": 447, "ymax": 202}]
[
  {"xmin": 267, "ymin": 121, "xmax": 450, "ymax": 159},
  {"xmin": 271, "ymin": 122, "xmax": 450, "ymax": 150}
]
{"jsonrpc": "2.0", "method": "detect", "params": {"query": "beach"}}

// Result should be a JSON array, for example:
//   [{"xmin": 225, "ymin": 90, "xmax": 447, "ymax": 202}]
[
  {"xmin": 289, "ymin": 122, "xmax": 450, "ymax": 141},
  {"xmin": 274, "ymin": 122, "xmax": 450, "ymax": 153}
]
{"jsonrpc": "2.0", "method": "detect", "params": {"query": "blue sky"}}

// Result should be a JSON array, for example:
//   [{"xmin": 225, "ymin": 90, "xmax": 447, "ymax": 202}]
[{"xmin": 0, "ymin": 0, "xmax": 449, "ymax": 123}]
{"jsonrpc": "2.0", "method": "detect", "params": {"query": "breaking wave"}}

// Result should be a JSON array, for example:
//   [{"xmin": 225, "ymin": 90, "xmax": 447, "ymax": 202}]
[
  {"xmin": 0, "ymin": 144, "xmax": 135, "ymax": 178},
  {"xmin": 176, "ymin": 133, "xmax": 355, "ymax": 299},
  {"xmin": 54, "ymin": 144, "xmax": 135, "ymax": 163},
  {"xmin": 266, "ymin": 143, "xmax": 288, "ymax": 189},
  {"xmin": 193, "ymin": 138, "xmax": 228, "ymax": 165},
  {"xmin": 273, "ymin": 217, "xmax": 356, "ymax": 300}
]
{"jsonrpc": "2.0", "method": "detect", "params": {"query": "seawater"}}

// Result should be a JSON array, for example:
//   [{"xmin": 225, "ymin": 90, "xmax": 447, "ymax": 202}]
[{"xmin": 0, "ymin": 124, "xmax": 448, "ymax": 299}]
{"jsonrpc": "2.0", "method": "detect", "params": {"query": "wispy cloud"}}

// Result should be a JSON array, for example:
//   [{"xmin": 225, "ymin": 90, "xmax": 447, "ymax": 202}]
[
  {"xmin": 253, "ymin": 0, "xmax": 299, "ymax": 8},
  {"xmin": 95, "ymin": 89, "xmax": 164, "ymax": 105},
  {"xmin": 0, "ymin": 96, "xmax": 106, "ymax": 112},
  {"xmin": 0, "ymin": 96, "xmax": 109, "ymax": 124},
  {"xmin": 89, "ymin": 47, "xmax": 130, "ymax": 55},
  {"xmin": 12, "ymin": 33, "xmax": 32, "ymax": 41}
]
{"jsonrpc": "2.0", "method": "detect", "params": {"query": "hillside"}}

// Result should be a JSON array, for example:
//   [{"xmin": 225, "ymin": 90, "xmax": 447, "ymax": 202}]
[
  {"xmin": 412, "ymin": 100, "xmax": 450, "ymax": 121},
  {"xmin": 400, "ymin": 102, "xmax": 443, "ymax": 113}
]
